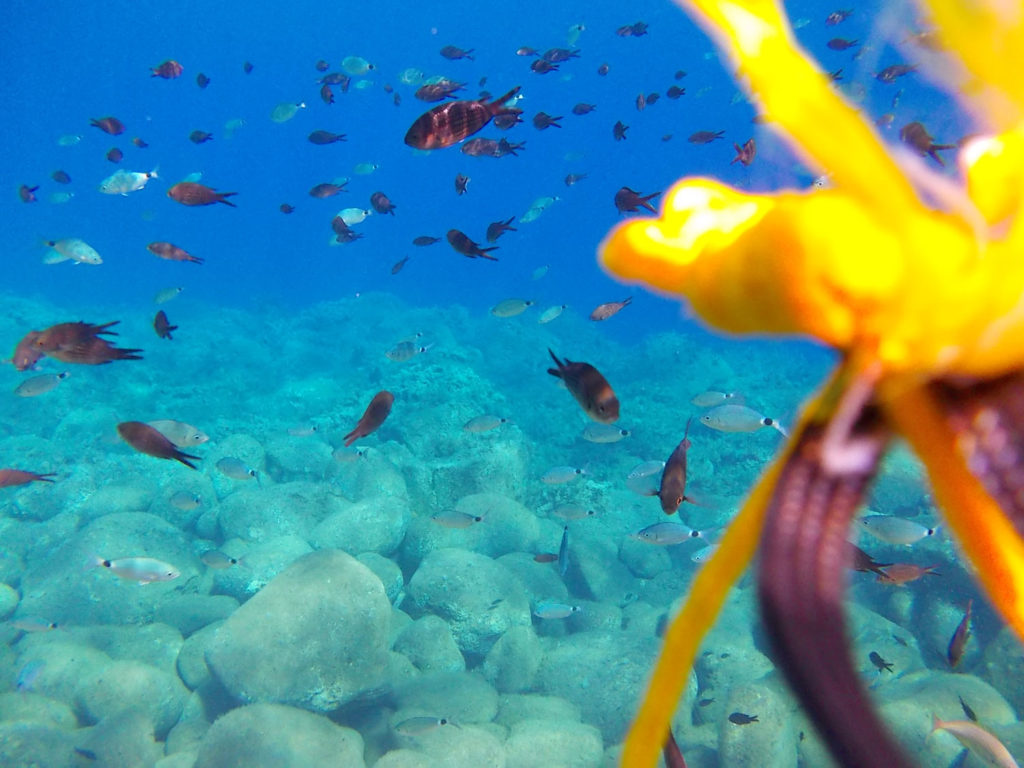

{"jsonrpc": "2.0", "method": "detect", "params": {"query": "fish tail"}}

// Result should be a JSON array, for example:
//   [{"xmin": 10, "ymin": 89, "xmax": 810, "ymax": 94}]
[
  {"xmin": 216, "ymin": 192, "xmax": 239, "ymax": 207},
  {"xmin": 491, "ymin": 86, "xmax": 522, "ymax": 112},
  {"xmin": 547, "ymin": 348, "xmax": 565, "ymax": 375}
]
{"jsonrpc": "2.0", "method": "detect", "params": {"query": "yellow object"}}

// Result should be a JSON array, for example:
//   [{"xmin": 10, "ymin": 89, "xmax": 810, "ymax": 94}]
[{"xmin": 599, "ymin": 1, "xmax": 1024, "ymax": 765}]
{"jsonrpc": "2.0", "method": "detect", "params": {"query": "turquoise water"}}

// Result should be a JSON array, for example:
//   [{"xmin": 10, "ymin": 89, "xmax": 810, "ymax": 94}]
[{"xmin": 1, "ymin": 0, "xmax": 1020, "ymax": 766}]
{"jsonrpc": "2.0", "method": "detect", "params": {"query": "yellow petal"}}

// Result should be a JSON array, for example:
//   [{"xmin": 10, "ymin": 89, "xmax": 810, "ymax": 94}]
[
  {"xmin": 924, "ymin": 0, "xmax": 1024, "ymax": 127},
  {"xmin": 961, "ymin": 127, "xmax": 1024, "ymax": 232},
  {"xmin": 674, "ymin": 0, "xmax": 918, "ymax": 217},
  {"xmin": 882, "ymin": 380, "xmax": 1024, "ymax": 642}
]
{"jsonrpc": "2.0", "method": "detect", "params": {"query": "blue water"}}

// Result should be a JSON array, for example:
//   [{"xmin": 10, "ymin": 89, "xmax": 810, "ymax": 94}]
[{"xmin": 1, "ymin": 0, "xmax": 1017, "ymax": 767}]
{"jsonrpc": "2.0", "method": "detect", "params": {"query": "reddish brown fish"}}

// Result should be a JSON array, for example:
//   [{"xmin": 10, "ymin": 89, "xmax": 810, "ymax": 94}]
[
  {"xmin": 947, "ymin": 599, "xmax": 972, "ymax": 668},
  {"xmin": 846, "ymin": 542, "xmax": 891, "ymax": 576},
  {"xmin": 875, "ymin": 563, "xmax": 940, "ymax": 585},
  {"xmin": 613, "ymin": 121, "xmax": 629, "ymax": 140},
  {"xmin": 461, "ymin": 137, "xmax": 525, "ymax": 157},
  {"xmin": 447, "ymin": 229, "xmax": 498, "ymax": 260},
  {"xmin": 405, "ymin": 86, "xmax": 521, "ymax": 150},
  {"xmin": 320, "ymin": 84, "xmax": 334, "ymax": 105},
  {"xmin": 659, "ymin": 418, "xmax": 694, "ymax": 514},
  {"xmin": 440, "ymin": 45, "xmax": 474, "ymax": 61},
  {"xmin": 154, "ymin": 310, "xmax": 177, "ymax": 340},
  {"xmin": 91, "ymin": 116, "xmax": 125, "ymax": 135},
  {"xmin": 454, "ymin": 174, "xmax": 470, "ymax": 195},
  {"xmin": 117, "ymin": 421, "xmax": 199, "ymax": 468},
  {"xmin": 415, "ymin": 80, "xmax": 466, "ymax": 102},
  {"xmin": 689, "ymin": 130, "xmax": 725, "ymax": 144},
  {"xmin": 151, "ymin": 59, "xmax": 184, "ymax": 78},
  {"xmin": 106, "ymin": 147, "xmax": 123, "ymax": 163},
  {"xmin": 308, "ymin": 130, "xmax": 347, "ymax": 145},
  {"xmin": 899, "ymin": 121, "xmax": 955, "ymax": 166},
  {"xmin": 331, "ymin": 216, "xmax": 363, "ymax": 244},
  {"xmin": 309, "ymin": 181, "xmax": 347, "ymax": 198},
  {"xmin": 731, "ymin": 138, "xmax": 757, "ymax": 166},
  {"xmin": 614, "ymin": 187, "xmax": 660, "ymax": 214},
  {"xmin": 343, "ymin": 391, "xmax": 394, "ymax": 446},
  {"xmin": 167, "ymin": 182, "xmax": 237, "ymax": 207},
  {"xmin": 370, "ymin": 191, "xmax": 396, "ymax": 215},
  {"xmin": 18, "ymin": 185, "xmax": 38, "ymax": 203},
  {"xmin": 547, "ymin": 348, "xmax": 619, "ymax": 423},
  {"xmin": 27, "ymin": 320, "xmax": 142, "ymax": 367},
  {"xmin": 147, "ymin": 241, "xmax": 203, "ymax": 264},
  {"xmin": 0, "ymin": 469, "xmax": 56, "ymax": 488},
  {"xmin": 590, "ymin": 297, "xmax": 632, "ymax": 320},
  {"xmin": 486, "ymin": 217, "xmax": 516, "ymax": 243},
  {"xmin": 47, "ymin": 335, "xmax": 143, "ymax": 366},
  {"xmin": 533, "ymin": 112, "xmax": 562, "ymax": 130},
  {"xmin": 11, "ymin": 331, "xmax": 43, "ymax": 371}
]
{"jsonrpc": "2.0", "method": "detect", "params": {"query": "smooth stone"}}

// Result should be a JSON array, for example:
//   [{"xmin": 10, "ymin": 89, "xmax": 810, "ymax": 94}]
[
  {"xmin": 358, "ymin": 552, "xmax": 404, "ymax": 604},
  {"xmin": 74, "ymin": 659, "xmax": 188, "ymax": 739},
  {"xmin": 481, "ymin": 625, "xmax": 542, "ymax": 694},
  {"xmin": 209, "ymin": 534, "xmax": 313, "ymax": 601},
  {"xmin": 312, "ymin": 496, "xmax": 410, "ymax": 556},
  {"xmin": 0, "ymin": 691, "xmax": 77, "ymax": 729},
  {"xmin": 0, "ymin": 721, "xmax": 77, "ymax": 767},
  {"xmin": 0, "ymin": 583, "xmax": 19, "ymax": 619},
  {"xmin": 718, "ymin": 680, "xmax": 797, "ymax": 768},
  {"xmin": 394, "ymin": 616, "xmax": 466, "ymax": 674},
  {"xmin": 156, "ymin": 595, "xmax": 239, "ymax": 636},
  {"xmin": 177, "ymin": 621, "xmax": 222, "ymax": 690},
  {"xmin": 495, "ymin": 694, "xmax": 580, "ymax": 728},
  {"xmin": 391, "ymin": 671, "xmax": 499, "ymax": 725},
  {"xmin": 503, "ymin": 718, "xmax": 603, "ymax": 768},
  {"xmin": 76, "ymin": 709, "xmax": 163, "ymax": 768}
]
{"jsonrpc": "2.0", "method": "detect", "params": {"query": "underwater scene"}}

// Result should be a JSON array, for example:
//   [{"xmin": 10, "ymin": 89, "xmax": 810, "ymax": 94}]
[{"xmin": 3, "ymin": 0, "xmax": 1023, "ymax": 765}]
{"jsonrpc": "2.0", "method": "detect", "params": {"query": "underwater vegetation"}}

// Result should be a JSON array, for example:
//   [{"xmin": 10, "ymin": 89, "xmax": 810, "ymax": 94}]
[{"xmin": 602, "ymin": 0, "xmax": 1024, "ymax": 766}]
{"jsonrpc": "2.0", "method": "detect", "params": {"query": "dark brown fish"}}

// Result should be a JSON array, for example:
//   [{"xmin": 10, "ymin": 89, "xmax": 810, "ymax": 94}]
[
  {"xmin": 454, "ymin": 173, "xmax": 470, "ymax": 195},
  {"xmin": 117, "ymin": 421, "xmax": 199, "ymax": 468},
  {"xmin": 613, "ymin": 121, "xmax": 629, "ymax": 140},
  {"xmin": 572, "ymin": 103, "xmax": 596, "ymax": 115},
  {"xmin": 590, "ymin": 296, "xmax": 633, "ymax": 320},
  {"xmin": 151, "ymin": 60, "xmax": 183, "ymax": 78},
  {"xmin": 547, "ymin": 348, "xmax": 619, "ymax": 424},
  {"xmin": 826, "ymin": 9, "xmax": 853, "ymax": 24},
  {"xmin": 947, "ymin": 599, "xmax": 972, "ymax": 668},
  {"xmin": 447, "ymin": 229, "xmax": 497, "ymax": 259},
  {"xmin": 405, "ymin": 86, "xmax": 521, "ymax": 150},
  {"xmin": 153, "ymin": 310, "xmax": 177, "ymax": 340},
  {"xmin": 280, "ymin": 203, "xmax": 295, "ymax": 214},
  {"xmin": 51, "ymin": 170, "xmax": 71, "ymax": 184},
  {"xmin": 533, "ymin": 553, "xmax": 558, "ymax": 563},
  {"xmin": 597, "ymin": 62, "xmax": 610, "ymax": 76},
  {"xmin": 391, "ymin": 256, "xmax": 409, "ymax": 274},
  {"xmin": 18, "ymin": 185, "xmax": 38, "ymax": 203},
  {"xmin": 90, "ymin": 116, "xmax": 125, "ymax": 135},
  {"xmin": 542, "ymin": 47, "xmax": 580, "ymax": 63},
  {"xmin": 533, "ymin": 112, "xmax": 562, "ymax": 130},
  {"xmin": 343, "ymin": 391, "xmax": 394, "ymax": 446},
  {"xmin": 663, "ymin": 729, "xmax": 688, "ymax": 768},
  {"xmin": 315, "ymin": 60, "xmax": 329, "ymax": 71},
  {"xmin": 486, "ymin": 217, "xmax": 516, "ymax": 243},
  {"xmin": 106, "ymin": 147, "xmax": 123, "ymax": 163},
  {"xmin": 876, "ymin": 64, "xmax": 917, "ymax": 82},
  {"xmin": 565, "ymin": 173, "xmax": 587, "ymax": 186},
  {"xmin": 147, "ymin": 241, "xmax": 203, "ymax": 264},
  {"xmin": 461, "ymin": 137, "xmax": 525, "ymax": 157},
  {"xmin": 243, "ymin": 61, "xmax": 254, "ymax": 74},
  {"xmin": 132, "ymin": 137, "xmax": 148, "ymax": 148},
  {"xmin": 370, "ymin": 191, "xmax": 396, "ymax": 215},
  {"xmin": 689, "ymin": 130, "xmax": 725, "ymax": 144},
  {"xmin": 0, "ymin": 469, "xmax": 56, "ymax": 488},
  {"xmin": 636, "ymin": 93, "xmax": 646, "ymax": 112},
  {"xmin": 189, "ymin": 130, "xmax": 213, "ymax": 144},
  {"xmin": 309, "ymin": 181, "xmax": 346, "ymax": 198},
  {"xmin": 196, "ymin": 72, "xmax": 210, "ymax": 88},
  {"xmin": 826, "ymin": 38, "xmax": 859, "ymax": 50},
  {"xmin": 899, "ymin": 121, "xmax": 955, "ymax": 166},
  {"xmin": 530, "ymin": 60, "xmax": 559, "ymax": 74},
  {"xmin": 320, "ymin": 84, "xmax": 335, "ymax": 105},
  {"xmin": 614, "ymin": 187, "xmax": 660, "ymax": 214},
  {"xmin": 667, "ymin": 85, "xmax": 685, "ymax": 99},
  {"xmin": 493, "ymin": 110, "xmax": 524, "ymax": 130},
  {"xmin": 729, "ymin": 712, "xmax": 759, "ymax": 725},
  {"xmin": 167, "ymin": 182, "xmax": 237, "ymax": 207},
  {"xmin": 308, "ymin": 130, "xmax": 347, "ymax": 145},
  {"xmin": 647, "ymin": 92, "xmax": 660, "ymax": 105},
  {"xmin": 731, "ymin": 138, "xmax": 757, "ymax": 166},
  {"xmin": 659, "ymin": 418, "xmax": 693, "ymax": 514},
  {"xmin": 415, "ymin": 80, "xmax": 465, "ymax": 102},
  {"xmin": 440, "ymin": 45, "xmax": 474, "ymax": 60},
  {"xmin": 413, "ymin": 236, "xmax": 440, "ymax": 246},
  {"xmin": 331, "ymin": 216, "xmax": 363, "ymax": 244},
  {"xmin": 868, "ymin": 651, "xmax": 893, "ymax": 673},
  {"xmin": 846, "ymin": 542, "xmax": 891, "ymax": 576}
]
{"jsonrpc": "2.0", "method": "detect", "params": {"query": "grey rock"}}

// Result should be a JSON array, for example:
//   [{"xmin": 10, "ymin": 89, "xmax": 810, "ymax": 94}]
[
  {"xmin": 504, "ymin": 718, "xmax": 603, "ymax": 768},
  {"xmin": 358, "ymin": 552, "xmax": 404, "ymax": 604},
  {"xmin": 718, "ymin": 681, "xmax": 797, "ymax": 768},
  {"xmin": 481, "ymin": 625, "xmax": 542, "ymax": 694},
  {"xmin": 74, "ymin": 659, "xmax": 188, "ymax": 739},
  {"xmin": 156, "ymin": 595, "xmax": 239, "ymax": 636},
  {"xmin": 394, "ymin": 616, "xmax": 466, "ymax": 674},
  {"xmin": 312, "ymin": 496, "xmax": 410, "ymax": 556},
  {"xmin": 177, "ymin": 621, "xmax": 222, "ymax": 690}
]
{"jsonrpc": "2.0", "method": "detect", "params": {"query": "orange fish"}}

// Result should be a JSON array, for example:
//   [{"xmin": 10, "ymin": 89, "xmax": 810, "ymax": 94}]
[
  {"xmin": 875, "ymin": 563, "xmax": 940, "ymax": 585},
  {"xmin": 167, "ymin": 182, "xmax": 237, "ymax": 207},
  {"xmin": 344, "ymin": 391, "xmax": 394, "ymax": 446},
  {"xmin": 547, "ymin": 348, "xmax": 619, "ymax": 424},
  {"xmin": 404, "ymin": 86, "xmax": 521, "ymax": 150},
  {"xmin": 117, "ymin": 421, "xmax": 199, "ymax": 468},
  {"xmin": 147, "ymin": 241, "xmax": 203, "ymax": 264},
  {"xmin": 589, "ymin": 297, "xmax": 632, "ymax": 321},
  {"xmin": 947, "ymin": 599, "xmax": 972, "ymax": 668},
  {"xmin": 659, "ymin": 418, "xmax": 694, "ymax": 514},
  {"xmin": 0, "ymin": 469, "xmax": 56, "ymax": 488}
]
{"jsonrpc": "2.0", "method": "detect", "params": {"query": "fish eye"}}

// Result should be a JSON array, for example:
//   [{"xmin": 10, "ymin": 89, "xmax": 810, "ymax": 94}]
[{"xmin": 676, "ymin": 496, "xmax": 683, "ymax": 505}]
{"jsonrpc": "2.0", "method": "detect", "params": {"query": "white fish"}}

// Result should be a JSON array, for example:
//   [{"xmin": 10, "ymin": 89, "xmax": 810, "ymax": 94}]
[
  {"xmin": 541, "ymin": 466, "xmax": 585, "ymax": 484},
  {"xmin": 531, "ymin": 265, "xmax": 550, "ymax": 280},
  {"xmin": 386, "ymin": 341, "xmax": 432, "ymax": 362},
  {"xmin": 538, "ymin": 304, "xmax": 567, "ymax": 324},
  {"xmin": 337, "ymin": 207, "xmax": 371, "ymax": 225},
  {"xmin": 631, "ymin": 522, "xmax": 705, "ymax": 545},
  {"xmin": 931, "ymin": 716, "xmax": 1020, "ymax": 768},
  {"xmin": 181, "ymin": 171, "xmax": 203, "ymax": 183},
  {"xmin": 582, "ymin": 423, "xmax": 630, "ymax": 443},
  {"xmin": 48, "ymin": 191, "xmax": 74, "ymax": 204},
  {"xmin": 550, "ymin": 504, "xmax": 596, "ymax": 521},
  {"xmin": 201, "ymin": 550, "xmax": 240, "ymax": 569},
  {"xmin": 519, "ymin": 196, "xmax": 559, "ymax": 223},
  {"xmin": 169, "ymin": 491, "xmax": 201, "ymax": 510},
  {"xmin": 88, "ymin": 556, "xmax": 180, "ymax": 584},
  {"xmin": 224, "ymin": 118, "xmax": 246, "ymax": 138},
  {"xmin": 394, "ymin": 716, "xmax": 453, "ymax": 736},
  {"xmin": 287, "ymin": 423, "xmax": 319, "ymax": 437},
  {"xmin": 691, "ymin": 544, "xmax": 717, "ymax": 563},
  {"xmin": 858, "ymin": 514, "xmax": 938, "ymax": 545},
  {"xmin": 42, "ymin": 238, "xmax": 102, "ymax": 265},
  {"xmin": 154, "ymin": 286, "xmax": 184, "ymax": 304},
  {"xmin": 628, "ymin": 460, "xmax": 666, "ymax": 479},
  {"xmin": 10, "ymin": 618, "xmax": 59, "ymax": 632},
  {"xmin": 216, "ymin": 457, "xmax": 259, "ymax": 482},
  {"xmin": 398, "ymin": 67, "xmax": 425, "ymax": 85},
  {"xmin": 270, "ymin": 101, "xmax": 306, "ymax": 123},
  {"xmin": 353, "ymin": 162, "xmax": 380, "ymax": 175},
  {"xmin": 14, "ymin": 372, "xmax": 69, "ymax": 397},
  {"xmin": 567, "ymin": 22, "xmax": 585, "ymax": 46},
  {"xmin": 98, "ymin": 168, "xmax": 158, "ymax": 195},
  {"xmin": 626, "ymin": 473, "xmax": 660, "ymax": 497},
  {"xmin": 431, "ymin": 510, "xmax": 484, "ymax": 529},
  {"xmin": 700, "ymin": 404, "xmax": 787, "ymax": 436},
  {"xmin": 690, "ymin": 390, "xmax": 744, "ymax": 408},
  {"xmin": 57, "ymin": 134, "xmax": 82, "ymax": 146},
  {"xmin": 533, "ymin": 602, "xmax": 581, "ymax": 619},
  {"xmin": 491, "ymin": 298, "xmax": 534, "ymax": 317},
  {"xmin": 463, "ymin": 415, "xmax": 509, "ymax": 433},
  {"xmin": 148, "ymin": 419, "xmax": 209, "ymax": 447},
  {"xmin": 332, "ymin": 446, "xmax": 366, "ymax": 463},
  {"xmin": 341, "ymin": 56, "xmax": 375, "ymax": 75}
]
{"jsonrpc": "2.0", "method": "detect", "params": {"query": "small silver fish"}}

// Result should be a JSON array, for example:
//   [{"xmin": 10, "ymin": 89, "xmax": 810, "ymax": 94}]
[
  {"xmin": 690, "ymin": 390, "xmax": 744, "ymax": 407},
  {"xmin": 287, "ymin": 423, "xmax": 319, "ymax": 437},
  {"xmin": 148, "ymin": 419, "xmax": 209, "ymax": 447},
  {"xmin": 201, "ymin": 550, "xmax": 240, "ymax": 569},
  {"xmin": 216, "ymin": 457, "xmax": 259, "ymax": 482},
  {"xmin": 858, "ymin": 514, "xmax": 938, "ymax": 545},
  {"xmin": 394, "ymin": 716, "xmax": 455, "ymax": 736},
  {"xmin": 582, "ymin": 423, "xmax": 630, "ymax": 443},
  {"xmin": 88, "ymin": 556, "xmax": 180, "ymax": 584},
  {"xmin": 627, "ymin": 460, "xmax": 666, "ymax": 479},
  {"xmin": 491, "ymin": 298, "xmax": 534, "ymax": 318},
  {"xmin": 631, "ymin": 522, "xmax": 704, "ymax": 545},
  {"xmin": 541, "ymin": 466, "xmax": 586, "ymax": 484},
  {"xmin": 10, "ymin": 618, "xmax": 59, "ymax": 633},
  {"xmin": 533, "ymin": 602, "xmax": 581, "ymax": 619},
  {"xmin": 14, "ymin": 372, "xmax": 69, "ymax": 397},
  {"xmin": 154, "ymin": 286, "xmax": 184, "ymax": 304},
  {"xmin": 386, "ymin": 341, "xmax": 432, "ymax": 362},
  {"xmin": 700, "ymin": 404, "xmax": 787, "ymax": 436},
  {"xmin": 463, "ymin": 415, "xmax": 509, "ymax": 433},
  {"xmin": 332, "ymin": 446, "xmax": 366, "ymax": 463},
  {"xmin": 550, "ymin": 504, "xmax": 596, "ymax": 521},
  {"xmin": 169, "ymin": 491, "xmax": 201, "ymax": 510},
  {"xmin": 431, "ymin": 510, "xmax": 484, "ymax": 529},
  {"xmin": 537, "ymin": 304, "xmax": 567, "ymax": 324},
  {"xmin": 98, "ymin": 168, "xmax": 158, "ymax": 195}
]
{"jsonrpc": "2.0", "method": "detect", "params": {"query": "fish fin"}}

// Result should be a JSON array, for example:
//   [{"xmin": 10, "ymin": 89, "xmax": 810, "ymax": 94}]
[{"xmin": 758, "ymin": 362, "xmax": 907, "ymax": 766}]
